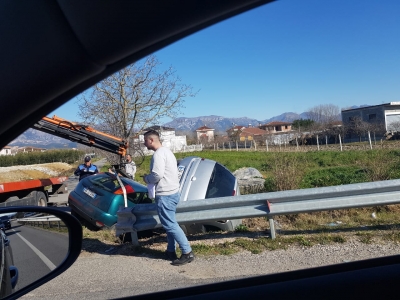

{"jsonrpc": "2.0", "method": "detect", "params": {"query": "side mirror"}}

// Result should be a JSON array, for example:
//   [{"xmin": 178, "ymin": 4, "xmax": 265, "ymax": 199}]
[{"xmin": 0, "ymin": 206, "xmax": 82, "ymax": 300}]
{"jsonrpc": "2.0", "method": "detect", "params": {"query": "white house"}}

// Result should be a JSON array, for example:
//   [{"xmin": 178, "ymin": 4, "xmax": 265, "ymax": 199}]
[
  {"xmin": 0, "ymin": 146, "xmax": 12, "ymax": 156},
  {"xmin": 196, "ymin": 125, "xmax": 215, "ymax": 142},
  {"xmin": 137, "ymin": 125, "xmax": 188, "ymax": 152}
]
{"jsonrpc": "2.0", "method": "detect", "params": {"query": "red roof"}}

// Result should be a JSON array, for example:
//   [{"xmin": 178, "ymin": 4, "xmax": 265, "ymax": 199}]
[
  {"xmin": 241, "ymin": 127, "xmax": 267, "ymax": 135},
  {"xmin": 196, "ymin": 126, "xmax": 214, "ymax": 131},
  {"xmin": 262, "ymin": 121, "xmax": 292, "ymax": 126}
]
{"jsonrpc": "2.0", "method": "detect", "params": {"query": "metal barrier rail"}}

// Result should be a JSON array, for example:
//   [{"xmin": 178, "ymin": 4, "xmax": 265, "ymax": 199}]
[
  {"xmin": 116, "ymin": 179, "xmax": 400, "ymax": 245},
  {"xmin": 17, "ymin": 215, "xmax": 64, "ymax": 229}
]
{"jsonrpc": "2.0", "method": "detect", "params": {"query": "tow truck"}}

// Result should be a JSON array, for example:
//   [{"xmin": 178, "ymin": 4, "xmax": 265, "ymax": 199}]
[{"xmin": 0, "ymin": 115, "xmax": 130, "ymax": 207}]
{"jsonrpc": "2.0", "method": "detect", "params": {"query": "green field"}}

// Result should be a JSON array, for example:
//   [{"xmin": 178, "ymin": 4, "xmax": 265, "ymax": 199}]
[{"xmin": 133, "ymin": 149, "xmax": 400, "ymax": 192}]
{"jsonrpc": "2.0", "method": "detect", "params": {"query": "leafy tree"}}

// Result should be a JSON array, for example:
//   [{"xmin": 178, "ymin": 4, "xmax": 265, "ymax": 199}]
[{"xmin": 292, "ymin": 119, "xmax": 314, "ymax": 131}]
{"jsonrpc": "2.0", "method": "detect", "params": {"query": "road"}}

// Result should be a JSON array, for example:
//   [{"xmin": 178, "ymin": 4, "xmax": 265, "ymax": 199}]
[
  {"xmin": 19, "ymin": 237, "xmax": 400, "ymax": 299},
  {"xmin": 6, "ymin": 221, "xmax": 69, "ymax": 292}
]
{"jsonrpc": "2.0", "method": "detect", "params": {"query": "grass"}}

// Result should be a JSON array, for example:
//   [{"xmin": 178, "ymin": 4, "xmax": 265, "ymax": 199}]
[
  {"xmin": 83, "ymin": 146, "xmax": 400, "ymax": 256},
  {"xmin": 78, "ymin": 203, "xmax": 400, "ymax": 257}
]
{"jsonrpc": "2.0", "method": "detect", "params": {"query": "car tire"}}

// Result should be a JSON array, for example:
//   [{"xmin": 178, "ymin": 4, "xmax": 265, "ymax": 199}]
[{"xmin": 36, "ymin": 191, "xmax": 47, "ymax": 207}]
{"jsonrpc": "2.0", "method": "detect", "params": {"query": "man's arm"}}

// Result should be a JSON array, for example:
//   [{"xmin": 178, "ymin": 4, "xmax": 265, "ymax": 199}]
[
  {"xmin": 74, "ymin": 165, "xmax": 81, "ymax": 176},
  {"xmin": 144, "ymin": 152, "xmax": 165, "ymax": 184}
]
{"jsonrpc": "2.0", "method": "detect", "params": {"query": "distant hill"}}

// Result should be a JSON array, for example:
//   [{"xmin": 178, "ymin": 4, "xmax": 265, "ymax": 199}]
[
  {"xmin": 9, "ymin": 128, "xmax": 77, "ymax": 149},
  {"xmin": 165, "ymin": 112, "xmax": 309, "ymax": 134},
  {"xmin": 261, "ymin": 112, "xmax": 309, "ymax": 124}
]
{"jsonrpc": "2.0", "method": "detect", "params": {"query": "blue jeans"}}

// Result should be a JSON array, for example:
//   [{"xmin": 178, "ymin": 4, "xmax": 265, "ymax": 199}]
[{"xmin": 155, "ymin": 192, "xmax": 192, "ymax": 254}]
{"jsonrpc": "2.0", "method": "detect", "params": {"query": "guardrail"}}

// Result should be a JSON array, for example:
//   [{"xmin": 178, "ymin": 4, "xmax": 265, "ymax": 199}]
[
  {"xmin": 17, "ymin": 215, "xmax": 64, "ymax": 229},
  {"xmin": 117, "ymin": 179, "xmax": 400, "ymax": 245}
]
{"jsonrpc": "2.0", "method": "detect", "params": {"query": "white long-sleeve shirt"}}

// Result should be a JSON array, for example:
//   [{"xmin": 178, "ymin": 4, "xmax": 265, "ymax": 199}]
[
  {"xmin": 144, "ymin": 147, "xmax": 179, "ymax": 196},
  {"xmin": 125, "ymin": 161, "xmax": 136, "ymax": 178}
]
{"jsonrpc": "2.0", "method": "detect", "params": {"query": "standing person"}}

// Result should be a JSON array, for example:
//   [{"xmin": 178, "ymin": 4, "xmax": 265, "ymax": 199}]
[
  {"xmin": 142, "ymin": 130, "xmax": 194, "ymax": 266},
  {"xmin": 124, "ymin": 154, "xmax": 136, "ymax": 180},
  {"xmin": 74, "ymin": 156, "xmax": 99, "ymax": 181}
]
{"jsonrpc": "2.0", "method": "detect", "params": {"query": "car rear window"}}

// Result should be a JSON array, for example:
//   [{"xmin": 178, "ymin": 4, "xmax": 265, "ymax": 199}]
[
  {"xmin": 88, "ymin": 174, "xmax": 124, "ymax": 193},
  {"xmin": 86, "ymin": 174, "xmax": 151, "ymax": 212},
  {"xmin": 205, "ymin": 163, "xmax": 236, "ymax": 198}
]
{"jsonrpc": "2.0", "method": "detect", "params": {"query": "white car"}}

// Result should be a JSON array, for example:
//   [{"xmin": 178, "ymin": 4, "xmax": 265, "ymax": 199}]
[{"xmin": 178, "ymin": 156, "xmax": 242, "ymax": 233}]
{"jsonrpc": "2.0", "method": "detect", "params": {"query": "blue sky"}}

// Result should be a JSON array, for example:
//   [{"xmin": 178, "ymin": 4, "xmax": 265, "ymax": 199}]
[{"xmin": 51, "ymin": 0, "xmax": 400, "ymax": 123}]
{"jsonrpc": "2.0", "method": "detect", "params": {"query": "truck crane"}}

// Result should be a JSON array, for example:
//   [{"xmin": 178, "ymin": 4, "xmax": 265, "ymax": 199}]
[
  {"xmin": 32, "ymin": 115, "xmax": 133, "ymax": 177},
  {"xmin": 0, "ymin": 116, "xmax": 131, "ymax": 207}
]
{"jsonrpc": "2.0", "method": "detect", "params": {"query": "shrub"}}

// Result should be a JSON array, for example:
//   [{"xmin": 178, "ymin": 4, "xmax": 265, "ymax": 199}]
[{"xmin": 0, "ymin": 149, "xmax": 84, "ymax": 167}]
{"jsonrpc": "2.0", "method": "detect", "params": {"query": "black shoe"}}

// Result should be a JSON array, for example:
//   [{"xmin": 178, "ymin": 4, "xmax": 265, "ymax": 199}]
[
  {"xmin": 165, "ymin": 250, "xmax": 178, "ymax": 261},
  {"xmin": 172, "ymin": 252, "xmax": 195, "ymax": 266}
]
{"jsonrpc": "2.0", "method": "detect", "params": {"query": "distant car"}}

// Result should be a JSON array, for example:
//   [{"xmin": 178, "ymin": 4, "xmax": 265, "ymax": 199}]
[
  {"xmin": 178, "ymin": 156, "xmax": 242, "ymax": 233},
  {"xmin": 68, "ymin": 173, "xmax": 152, "ymax": 230},
  {"xmin": 0, "ymin": 216, "xmax": 11, "ymax": 230}
]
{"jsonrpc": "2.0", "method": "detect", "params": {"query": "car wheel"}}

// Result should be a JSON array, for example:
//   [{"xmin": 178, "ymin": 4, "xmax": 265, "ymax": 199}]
[{"xmin": 36, "ymin": 191, "xmax": 47, "ymax": 207}]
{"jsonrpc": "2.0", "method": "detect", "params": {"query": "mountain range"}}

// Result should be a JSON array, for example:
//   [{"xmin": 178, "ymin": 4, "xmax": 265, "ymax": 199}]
[
  {"xmin": 9, "ymin": 129, "xmax": 78, "ymax": 149},
  {"xmin": 10, "ymin": 105, "xmax": 369, "ymax": 148},
  {"xmin": 164, "ymin": 112, "xmax": 309, "ymax": 133}
]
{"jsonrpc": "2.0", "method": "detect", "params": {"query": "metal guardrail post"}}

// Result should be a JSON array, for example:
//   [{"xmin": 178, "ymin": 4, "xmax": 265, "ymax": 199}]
[
  {"xmin": 269, "ymin": 218, "xmax": 276, "ymax": 239},
  {"xmin": 130, "ymin": 231, "xmax": 139, "ymax": 247}
]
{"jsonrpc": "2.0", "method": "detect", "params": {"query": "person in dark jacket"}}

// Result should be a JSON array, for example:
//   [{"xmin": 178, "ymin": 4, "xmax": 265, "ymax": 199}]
[{"xmin": 74, "ymin": 156, "xmax": 99, "ymax": 181}]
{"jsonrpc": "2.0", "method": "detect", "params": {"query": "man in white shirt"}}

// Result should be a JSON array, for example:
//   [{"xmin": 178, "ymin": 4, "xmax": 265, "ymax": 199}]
[{"xmin": 142, "ymin": 130, "xmax": 194, "ymax": 266}]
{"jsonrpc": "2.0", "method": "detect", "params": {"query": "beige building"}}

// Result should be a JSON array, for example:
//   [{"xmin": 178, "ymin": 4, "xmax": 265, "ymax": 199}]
[
  {"xmin": 227, "ymin": 125, "xmax": 267, "ymax": 142},
  {"xmin": 259, "ymin": 121, "xmax": 292, "ymax": 133}
]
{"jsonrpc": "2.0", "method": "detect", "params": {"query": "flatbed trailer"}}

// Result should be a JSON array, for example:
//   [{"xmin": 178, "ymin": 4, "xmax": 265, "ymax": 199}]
[{"xmin": 0, "ymin": 176, "xmax": 68, "ymax": 207}]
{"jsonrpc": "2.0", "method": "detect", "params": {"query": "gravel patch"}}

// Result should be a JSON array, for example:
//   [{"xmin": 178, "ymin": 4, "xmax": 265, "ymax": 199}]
[{"xmin": 0, "ymin": 163, "xmax": 73, "ymax": 182}]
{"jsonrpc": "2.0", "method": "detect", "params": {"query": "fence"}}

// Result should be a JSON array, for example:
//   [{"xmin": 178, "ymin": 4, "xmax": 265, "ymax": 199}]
[
  {"xmin": 203, "ymin": 139, "xmax": 400, "ymax": 153},
  {"xmin": 116, "ymin": 178, "xmax": 400, "ymax": 245}
]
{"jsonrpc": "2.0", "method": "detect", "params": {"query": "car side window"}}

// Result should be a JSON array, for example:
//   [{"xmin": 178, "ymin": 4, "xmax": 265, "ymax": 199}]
[{"xmin": 205, "ymin": 163, "xmax": 235, "ymax": 198}]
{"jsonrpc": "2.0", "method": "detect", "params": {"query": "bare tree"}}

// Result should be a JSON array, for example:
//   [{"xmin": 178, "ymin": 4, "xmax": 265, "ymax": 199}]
[
  {"xmin": 306, "ymin": 104, "xmax": 340, "ymax": 125},
  {"xmin": 325, "ymin": 123, "xmax": 347, "ymax": 144},
  {"xmin": 346, "ymin": 117, "xmax": 370, "ymax": 142},
  {"xmin": 77, "ymin": 55, "xmax": 197, "ymax": 161}
]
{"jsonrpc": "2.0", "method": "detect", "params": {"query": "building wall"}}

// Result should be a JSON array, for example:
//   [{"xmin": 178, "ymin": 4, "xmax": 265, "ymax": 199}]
[
  {"xmin": 136, "ymin": 129, "xmax": 188, "ymax": 151},
  {"xmin": 341, "ymin": 106, "xmax": 386, "ymax": 127},
  {"xmin": 0, "ymin": 148, "xmax": 11, "ymax": 156},
  {"xmin": 260, "ymin": 124, "xmax": 292, "ymax": 133},
  {"xmin": 196, "ymin": 130, "xmax": 214, "ymax": 141}
]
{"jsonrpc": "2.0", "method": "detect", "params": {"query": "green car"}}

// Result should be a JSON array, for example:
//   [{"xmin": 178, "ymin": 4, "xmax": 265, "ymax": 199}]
[{"xmin": 68, "ymin": 172, "xmax": 152, "ymax": 230}]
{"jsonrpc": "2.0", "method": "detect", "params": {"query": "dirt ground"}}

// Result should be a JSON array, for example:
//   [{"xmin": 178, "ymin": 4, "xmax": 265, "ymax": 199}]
[
  {"xmin": 0, "ymin": 162, "xmax": 74, "ymax": 183},
  {"xmin": 242, "ymin": 217, "xmax": 270, "ymax": 230}
]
